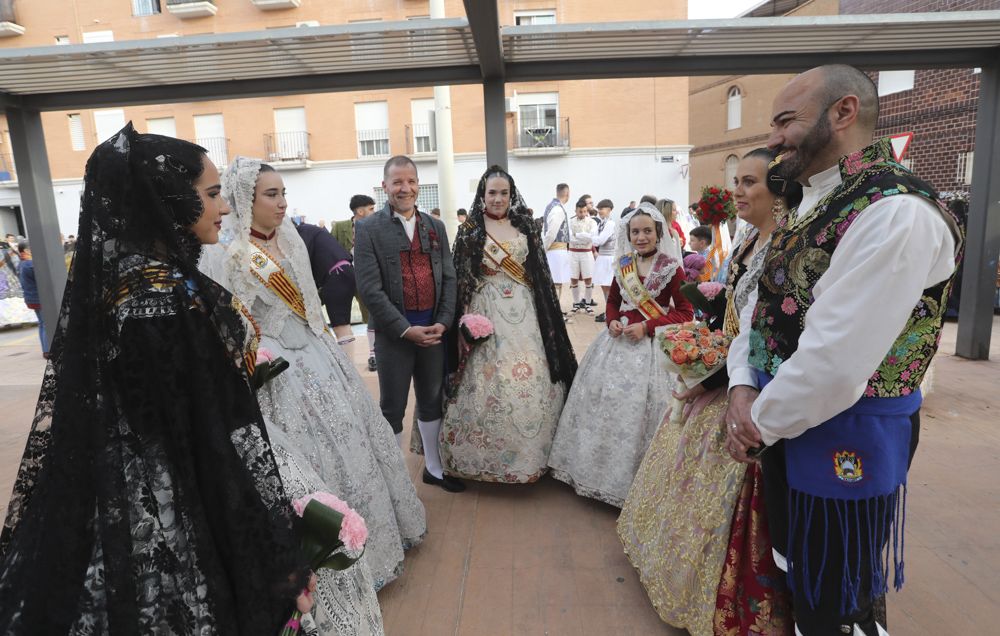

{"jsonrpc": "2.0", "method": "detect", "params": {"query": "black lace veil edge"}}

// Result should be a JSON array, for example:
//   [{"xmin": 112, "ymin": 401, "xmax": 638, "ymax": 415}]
[
  {"xmin": 448, "ymin": 165, "xmax": 578, "ymax": 393},
  {"xmin": 0, "ymin": 123, "xmax": 302, "ymax": 634}
]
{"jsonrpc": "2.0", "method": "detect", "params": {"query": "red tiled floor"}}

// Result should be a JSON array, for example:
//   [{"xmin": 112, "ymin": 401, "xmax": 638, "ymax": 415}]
[{"xmin": 1, "ymin": 302, "xmax": 998, "ymax": 635}]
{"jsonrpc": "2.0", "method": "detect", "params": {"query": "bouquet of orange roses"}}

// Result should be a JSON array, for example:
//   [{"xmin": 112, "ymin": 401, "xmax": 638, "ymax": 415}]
[{"xmin": 658, "ymin": 322, "xmax": 732, "ymax": 425}]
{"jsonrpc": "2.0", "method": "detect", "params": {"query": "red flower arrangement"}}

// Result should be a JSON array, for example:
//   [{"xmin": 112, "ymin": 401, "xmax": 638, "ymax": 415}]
[{"xmin": 695, "ymin": 185, "xmax": 737, "ymax": 226}]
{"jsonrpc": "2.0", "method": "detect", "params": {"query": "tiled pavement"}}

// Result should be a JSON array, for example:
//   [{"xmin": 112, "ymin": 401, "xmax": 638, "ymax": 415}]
[{"xmin": 1, "ymin": 304, "xmax": 997, "ymax": 635}]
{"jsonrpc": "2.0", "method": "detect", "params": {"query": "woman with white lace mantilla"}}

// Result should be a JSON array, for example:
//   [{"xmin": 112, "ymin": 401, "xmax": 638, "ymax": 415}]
[
  {"xmin": 547, "ymin": 203, "xmax": 693, "ymax": 507},
  {"xmin": 200, "ymin": 157, "xmax": 426, "ymax": 593}
]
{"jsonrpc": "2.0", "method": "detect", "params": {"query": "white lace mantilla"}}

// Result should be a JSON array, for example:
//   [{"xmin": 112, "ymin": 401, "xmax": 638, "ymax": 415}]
[{"xmin": 199, "ymin": 156, "xmax": 327, "ymax": 337}]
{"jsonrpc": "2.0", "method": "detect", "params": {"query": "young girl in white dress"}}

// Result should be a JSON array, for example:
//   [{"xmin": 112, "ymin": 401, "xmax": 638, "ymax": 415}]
[{"xmin": 547, "ymin": 203, "xmax": 694, "ymax": 507}]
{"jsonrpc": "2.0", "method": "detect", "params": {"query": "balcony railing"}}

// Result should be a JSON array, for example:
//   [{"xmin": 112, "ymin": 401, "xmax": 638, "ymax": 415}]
[
  {"xmin": 405, "ymin": 123, "xmax": 436, "ymax": 155},
  {"xmin": 251, "ymin": 0, "xmax": 301, "ymax": 9},
  {"xmin": 357, "ymin": 128, "xmax": 390, "ymax": 159},
  {"xmin": 196, "ymin": 137, "xmax": 229, "ymax": 170},
  {"xmin": 265, "ymin": 131, "xmax": 310, "ymax": 163},
  {"xmin": 511, "ymin": 117, "xmax": 570, "ymax": 154},
  {"xmin": 165, "ymin": 0, "xmax": 217, "ymax": 18},
  {"xmin": 0, "ymin": 153, "xmax": 15, "ymax": 182},
  {"xmin": 0, "ymin": 0, "xmax": 25, "ymax": 37},
  {"xmin": 132, "ymin": 0, "xmax": 161, "ymax": 17}
]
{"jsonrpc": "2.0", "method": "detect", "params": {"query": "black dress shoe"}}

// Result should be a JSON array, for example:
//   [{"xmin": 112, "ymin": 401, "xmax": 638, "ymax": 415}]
[
  {"xmin": 595, "ymin": 312, "xmax": 606, "ymax": 322},
  {"xmin": 422, "ymin": 468, "xmax": 466, "ymax": 493},
  {"xmin": 588, "ymin": 299, "xmax": 598, "ymax": 306},
  {"xmin": 367, "ymin": 356, "xmax": 377, "ymax": 372}
]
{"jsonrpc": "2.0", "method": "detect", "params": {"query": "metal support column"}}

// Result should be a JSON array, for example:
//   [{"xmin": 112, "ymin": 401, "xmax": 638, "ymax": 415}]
[
  {"xmin": 6, "ymin": 106, "xmax": 66, "ymax": 348},
  {"xmin": 483, "ymin": 77, "xmax": 508, "ymax": 170},
  {"xmin": 464, "ymin": 0, "xmax": 507, "ymax": 169},
  {"xmin": 956, "ymin": 61, "xmax": 1000, "ymax": 360}
]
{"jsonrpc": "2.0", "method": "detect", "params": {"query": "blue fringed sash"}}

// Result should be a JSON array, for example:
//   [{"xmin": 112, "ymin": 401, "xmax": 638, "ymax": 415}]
[{"xmin": 757, "ymin": 370, "xmax": 919, "ymax": 614}]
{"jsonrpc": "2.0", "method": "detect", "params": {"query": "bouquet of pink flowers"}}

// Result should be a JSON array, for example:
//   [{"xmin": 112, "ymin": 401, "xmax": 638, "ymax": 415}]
[
  {"xmin": 280, "ymin": 492, "xmax": 369, "ymax": 636},
  {"xmin": 459, "ymin": 313, "xmax": 494, "ymax": 344},
  {"xmin": 680, "ymin": 281, "xmax": 727, "ymax": 319},
  {"xmin": 251, "ymin": 347, "xmax": 290, "ymax": 392}
]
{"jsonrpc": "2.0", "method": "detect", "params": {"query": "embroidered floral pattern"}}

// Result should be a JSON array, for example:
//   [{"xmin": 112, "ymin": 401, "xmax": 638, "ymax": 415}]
[{"xmin": 748, "ymin": 138, "xmax": 963, "ymax": 396}]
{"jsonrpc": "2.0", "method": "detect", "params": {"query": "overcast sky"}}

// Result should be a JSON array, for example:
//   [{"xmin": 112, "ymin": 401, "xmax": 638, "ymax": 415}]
[{"xmin": 688, "ymin": 0, "xmax": 764, "ymax": 19}]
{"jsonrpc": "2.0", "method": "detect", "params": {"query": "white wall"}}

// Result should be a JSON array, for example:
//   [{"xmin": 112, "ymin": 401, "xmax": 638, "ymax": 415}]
[
  {"xmin": 278, "ymin": 147, "xmax": 692, "ymax": 227},
  {"xmin": 11, "ymin": 147, "xmax": 691, "ymax": 237}
]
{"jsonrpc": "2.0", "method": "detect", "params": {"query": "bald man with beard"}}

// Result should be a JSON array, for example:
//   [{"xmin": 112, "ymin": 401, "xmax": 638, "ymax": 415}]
[{"xmin": 724, "ymin": 65, "xmax": 963, "ymax": 636}]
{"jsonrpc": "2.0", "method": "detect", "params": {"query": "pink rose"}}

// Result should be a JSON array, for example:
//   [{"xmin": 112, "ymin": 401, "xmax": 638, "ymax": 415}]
[
  {"xmin": 900, "ymin": 370, "xmax": 911, "ymax": 381},
  {"xmin": 781, "ymin": 297, "xmax": 797, "ymax": 315},
  {"xmin": 256, "ymin": 347, "xmax": 275, "ymax": 364},
  {"xmin": 292, "ymin": 492, "xmax": 368, "ymax": 551},
  {"xmin": 459, "ymin": 313, "xmax": 495, "ymax": 339},
  {"xmin": 697, "ymin": 282, "xmax": 725, "ymax": 301}
]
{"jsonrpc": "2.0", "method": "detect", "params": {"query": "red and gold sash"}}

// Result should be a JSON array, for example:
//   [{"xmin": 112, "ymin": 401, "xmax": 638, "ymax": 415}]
[
  {"xmin": 615, "ymin": 253, "xmax": 667, "ymax": 321},
  {"xmin": 248, "ymin": 242, "xmax": 308, "ymax": 323},
  {"xmin": 484, "ymin": 232, "xmax": 529, "ymax": 287}
]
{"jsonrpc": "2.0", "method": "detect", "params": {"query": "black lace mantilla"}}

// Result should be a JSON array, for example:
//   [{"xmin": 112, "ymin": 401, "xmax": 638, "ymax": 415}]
[
  {"xmin": 448, "ymin": 165, "xmax": 577, "ymax": 392},
  {"xmin": 0, "ymin": 123, "xmax": 305, "ymax": 635}
]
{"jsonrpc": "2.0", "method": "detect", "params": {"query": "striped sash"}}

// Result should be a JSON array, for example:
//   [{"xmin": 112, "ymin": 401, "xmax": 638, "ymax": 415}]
[
  {"xmin": 484, "ymin": 232, "xmax": 529, "ymax": 287},
  {"xmin": 248, "ymin": 243, "xmax": 308, "ymax": 323},
  {"xmin": 615, "ymin": 253, "xmax": 667, "ymax": 321}
]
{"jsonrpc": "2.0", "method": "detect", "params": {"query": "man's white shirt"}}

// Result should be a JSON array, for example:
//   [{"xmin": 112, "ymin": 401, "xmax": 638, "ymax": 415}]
[
  {"xmin": 727, "ymin": 162, "xmax": 958, "ymax": 446},
  {"xmin": 543, "ymin": 203, "xmax": 567, "ymax": 250}
]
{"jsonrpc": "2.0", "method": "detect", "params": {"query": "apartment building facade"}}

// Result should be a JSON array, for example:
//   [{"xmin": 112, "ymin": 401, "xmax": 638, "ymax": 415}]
[
  {"xmin": 0, "ymin": 0, "xmax": 691, "ymax": 235},
  {"xmin": 688, "ymin": 0, "xmax": 996, "ymax": 201}
]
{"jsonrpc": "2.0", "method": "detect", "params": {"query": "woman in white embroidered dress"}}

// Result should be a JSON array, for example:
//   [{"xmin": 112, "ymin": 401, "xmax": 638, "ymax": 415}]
[
  {"xmin": 438, "ymin": 166, "xmax": 577, "ymax": 483},
  {"xmin": 547, "ymin": 203, "xmax": 694, "ymax": 507},
  {"xmin": 200, "ymin": 157, "xmax": 426, "ymax": 592}
]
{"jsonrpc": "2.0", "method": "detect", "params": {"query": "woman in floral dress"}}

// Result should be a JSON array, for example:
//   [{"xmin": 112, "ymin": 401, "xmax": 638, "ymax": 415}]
[
  {"xmin": 618, "ymin": 149, "xmax": 797, "ymax": 635},
  {"xmin": 439, "ymin": 166, "xmax": 577, "ymax": 483}
]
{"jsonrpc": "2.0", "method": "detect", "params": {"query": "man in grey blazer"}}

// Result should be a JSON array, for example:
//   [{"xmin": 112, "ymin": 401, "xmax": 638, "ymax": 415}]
[{"xmin": 355, "ymin": 155, "xmax": 464, "ymax": 492}]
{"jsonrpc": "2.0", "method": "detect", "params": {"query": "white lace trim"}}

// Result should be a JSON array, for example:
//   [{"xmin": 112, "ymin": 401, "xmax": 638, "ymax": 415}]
[{"xmin": 199, "ymin": 157, "xmax": 327, "ymax": 336}]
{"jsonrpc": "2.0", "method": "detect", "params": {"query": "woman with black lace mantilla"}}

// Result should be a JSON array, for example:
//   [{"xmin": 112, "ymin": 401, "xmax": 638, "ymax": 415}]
[{"xmin": 0, "ymin": 124, "xmax": 311, "ymax": 635}]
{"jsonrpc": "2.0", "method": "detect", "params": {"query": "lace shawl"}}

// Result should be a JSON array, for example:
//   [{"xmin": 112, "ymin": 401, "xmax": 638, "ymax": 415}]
[
  {"xmin": 0, "ymin": 125, "xmax": 303, "ymax": 635},
  {"xmin": 448, "ymin": 165, "xmax": 577, "ymax": 390}
]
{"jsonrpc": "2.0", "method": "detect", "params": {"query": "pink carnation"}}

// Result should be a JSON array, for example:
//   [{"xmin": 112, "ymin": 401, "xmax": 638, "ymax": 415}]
[
  {"xmin": 256, "ymin": 347, "xmax": 275, "ymax": 363},
  {"xmin": 292, "ymin": 491, "xmax": 368, "ymax": 551},
  {"xmin": 459, "ymin": 313, "xmax": 494, "ymax": 339},
  {"xmin": 697, "ymin": 282, "xmax": 725, "ymax": 301}
]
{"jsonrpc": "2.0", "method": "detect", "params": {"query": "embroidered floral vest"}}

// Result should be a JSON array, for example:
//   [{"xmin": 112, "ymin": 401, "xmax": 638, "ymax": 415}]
[{"xmin": 748, "ymin": 138, "xmax": 963, "ymax": 397}]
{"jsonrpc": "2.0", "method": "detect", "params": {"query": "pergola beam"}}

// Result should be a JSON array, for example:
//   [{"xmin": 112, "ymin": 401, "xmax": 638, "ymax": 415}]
[
  {"xmin": 464, "ymin": 0, "xmax": 507, "ymax": 169},
  {"xmin": 505, "ymin": 48, "xmax": 997, "ymax": 82},
  {"xmin": 2, "ymin": 12, "xmax": 999, "ymax": 357},
  {"xmin": 20, "ymin": 66, "xmax": 483, "ymax": 112},
  {"xmin": 464, "ymin": 0, "xmax": 504, "ymax": 79}
]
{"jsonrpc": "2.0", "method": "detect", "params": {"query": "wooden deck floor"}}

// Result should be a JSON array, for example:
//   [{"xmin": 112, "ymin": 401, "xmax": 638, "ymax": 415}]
[{"xmin": 1, "ymin": 307, "xmax": 997, "ymax": 635}]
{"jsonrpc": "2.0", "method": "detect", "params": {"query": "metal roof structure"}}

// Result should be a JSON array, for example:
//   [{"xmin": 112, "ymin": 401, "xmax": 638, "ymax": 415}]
[
  {"xmin": 1, "ymin": 3, "xmax": 998, "ymax": 360},
  {"xmin": 2, "ymin": 12, "xmax": 1000, "ymax": 108}
]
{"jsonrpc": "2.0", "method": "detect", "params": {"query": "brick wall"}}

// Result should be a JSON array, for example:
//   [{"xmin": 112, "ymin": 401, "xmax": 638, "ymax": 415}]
[{"xmin": 841, "ymin": 0, "xmax": 1000, "ymax": 192}]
